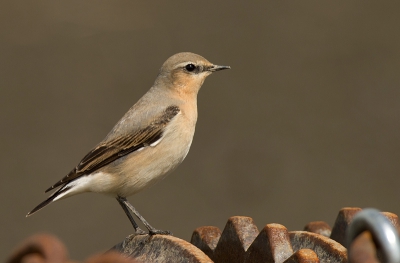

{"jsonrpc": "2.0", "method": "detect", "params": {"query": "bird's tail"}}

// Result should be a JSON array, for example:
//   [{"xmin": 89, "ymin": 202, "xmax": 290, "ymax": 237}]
[{"xmin": 26, "ymin": 185, "xmax": 71, "ymax": 217}]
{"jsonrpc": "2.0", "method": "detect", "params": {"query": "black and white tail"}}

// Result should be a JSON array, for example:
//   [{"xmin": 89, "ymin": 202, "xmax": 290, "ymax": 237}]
[{"xmin": 26, "ymin": 185, "xmax": 71, "ymax": 217}]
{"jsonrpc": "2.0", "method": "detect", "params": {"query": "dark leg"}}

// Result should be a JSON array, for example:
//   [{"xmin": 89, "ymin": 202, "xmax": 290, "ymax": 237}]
[
  {"xmin": 116, "ymin": 196, "xmax": 146, "ymax": 235},
  {"xmin": 117, "ymin": 196, "xmax": 172, "ymax": 236}
]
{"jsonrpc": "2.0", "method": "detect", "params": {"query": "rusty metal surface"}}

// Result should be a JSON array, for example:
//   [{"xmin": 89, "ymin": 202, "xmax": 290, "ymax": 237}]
[
  {"xmin": 245, "ymin": 224, "xmax": 293, "ymax": 263},
  {"xmin": 6, "ymin": 234, "xmax": 139, "ymax": 263},
  {"xmin": 191, "ymin": 226, "xmax": 222, "ymax": 259},
  {"xmin": 190, "ymin": 215, "xmax": 349, "ymax": 263},
  {"xmin": 283, "ymin": 249, "xmax": 320, "ymax": 263},
  {"xmin": 9, "ymin": 207, "xmax": 400, "ymax": 263},
  {"xmin": 304, "ymin": 221, "xmax": 332, "ymax": 238},
  {"xmin": 290, "ymin": 231, "xmax": 348, "ymax": 263},
  {"xmin": 348, "ymin": 231, "xmax": 379, "ymax": 263},
  {"xmin": 6, "ymin": 234, "xmax": 69, "ymax": 263},
  {"xmin": 85, "ymin": 251, "xmax": 139, "ymax": 263},
  {"xmin": 331, "ymin": 207, "xmax": 363, "ymax": 246},
  {"xmin": 212, "ymin": 216, "xmax": 259, "ymax": 263},
  {"xmin": 112, "ymin": 234, "xmax": 212, "ymax": 263}
]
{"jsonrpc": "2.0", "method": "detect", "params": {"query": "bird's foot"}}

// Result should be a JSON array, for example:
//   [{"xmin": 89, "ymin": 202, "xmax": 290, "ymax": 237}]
[
  {"xmin": 135, "ymin": 227, "xmax": 147, "ymax": 236},
  {"xmin": 148, "ymin": 229, "xmax": 173, "ymax": 236}
]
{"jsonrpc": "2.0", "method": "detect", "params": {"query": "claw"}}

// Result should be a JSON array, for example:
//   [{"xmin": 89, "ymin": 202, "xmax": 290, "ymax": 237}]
[
  {"xmin": 135, "ymin": 227, "xmax": 147, "ymax": 235},
  {"xmin": 149, "ymin": 229, "xmax": 172, "ymax": 236}
]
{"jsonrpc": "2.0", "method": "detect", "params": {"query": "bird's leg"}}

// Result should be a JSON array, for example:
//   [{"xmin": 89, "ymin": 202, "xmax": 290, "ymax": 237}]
[
  {"xmin": 118, "ymin": 196, "xmax": 172, "ymax": 236},
  {"xmin": 116, "ymin": 196, "xmax": 147, "ymax": 235}
]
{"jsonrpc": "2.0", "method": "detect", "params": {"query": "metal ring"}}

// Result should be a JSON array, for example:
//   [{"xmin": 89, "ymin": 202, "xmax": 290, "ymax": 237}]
[{"xmin": 347, "ymin": 208, "xmax": 400, "ymax": 263}]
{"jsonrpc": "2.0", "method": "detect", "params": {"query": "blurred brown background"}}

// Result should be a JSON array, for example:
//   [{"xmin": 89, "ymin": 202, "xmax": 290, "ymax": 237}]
[{"xmin": 1, "ymin": 1, "xmax": 400, "ymax": 261}]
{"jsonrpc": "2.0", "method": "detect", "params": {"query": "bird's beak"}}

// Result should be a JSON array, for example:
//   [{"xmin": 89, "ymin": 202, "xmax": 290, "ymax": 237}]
[{"xmin": 208, "ymin": 65, "xmax": 231, "ymax": 72}]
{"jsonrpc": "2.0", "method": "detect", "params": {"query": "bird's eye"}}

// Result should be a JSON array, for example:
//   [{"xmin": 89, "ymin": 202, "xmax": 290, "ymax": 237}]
[{"xmin": 185, "ymin": 64, "xmax": 196, "ymax": 72}]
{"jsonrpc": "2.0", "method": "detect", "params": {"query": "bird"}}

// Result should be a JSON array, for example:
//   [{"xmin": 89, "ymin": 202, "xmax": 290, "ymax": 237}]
[{"xmin": 27, "ymin": 52, "xmax": 230, "ymax": 235}]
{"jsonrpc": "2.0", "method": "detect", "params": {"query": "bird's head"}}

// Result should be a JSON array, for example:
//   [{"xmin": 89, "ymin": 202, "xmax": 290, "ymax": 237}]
[{"xmin": 155, "ymin": 52, "xmax": 230, "ymax": 95}]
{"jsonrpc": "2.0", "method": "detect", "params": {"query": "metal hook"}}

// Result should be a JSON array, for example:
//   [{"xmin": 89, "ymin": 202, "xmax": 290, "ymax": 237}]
[{"xmin": 347, "ymin": 208, "xmax": 400, "ymax": 263}]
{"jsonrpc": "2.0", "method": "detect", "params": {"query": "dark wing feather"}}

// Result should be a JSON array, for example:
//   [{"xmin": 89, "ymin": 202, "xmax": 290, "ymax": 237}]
[{"xmin": 45, "ymin": 105, "xmax": 180, "ymax": 192}]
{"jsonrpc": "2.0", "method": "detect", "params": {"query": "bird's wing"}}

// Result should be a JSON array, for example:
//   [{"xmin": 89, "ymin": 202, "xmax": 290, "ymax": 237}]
[{"xmin": 45, "ymin": 105, "xmax": 180, "ymax": 192}]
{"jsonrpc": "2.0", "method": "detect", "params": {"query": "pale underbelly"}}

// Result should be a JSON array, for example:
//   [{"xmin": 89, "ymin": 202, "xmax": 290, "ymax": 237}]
[{"xmin": 104, "ymin": 135, "xmax": 193, "ymax": 197}]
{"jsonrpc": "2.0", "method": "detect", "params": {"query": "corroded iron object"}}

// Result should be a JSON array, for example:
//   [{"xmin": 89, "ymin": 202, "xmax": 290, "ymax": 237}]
[
  {"xmin": 190, "ymin": 217, "xmax": 348, "ymax": 263},
  {"xmin": 9, "ymin": 207, "xmax": 400, "ymax": 262},
  {"xmin": 331, "ymin": 207, "xmax": 363, "ymax": 246},
  {"xmin": 290, "ymin": 231, "xmax": 348, "ymax": 263},
  {"xmin": 6, "ymin": 234, "xmax": 138, "ymax": 263},
  {"xmin": 245, "ymin": 224, "xmax": 293, "ymax": 263},
  {"xmin": 348, "ymin": 232, "xmax": 380, "ymax": 263},
  {"xmin": 212, "ymin": 216, "xmax": 259, "ymax": 263},
  {"xmin": 191, "ymin": 226, "xmax": 222, "ymax": 259},
  {"xmin": 85, "ymin": 251, "xmax": 140, "ymax": 263},
  {"xmin": 304, "ymin": 221, "xmax": 332, "ymax": 237},
  {"xmin": 6, "ymin": 234, "xmax": 69, "ymax": 263},
  {"xmin": 283, "ymin": 249, "xmax": 320, "ymax": 263},
  {"xmin": 112, "ymin": 234, "xmax": 213, "ymax": 263}
]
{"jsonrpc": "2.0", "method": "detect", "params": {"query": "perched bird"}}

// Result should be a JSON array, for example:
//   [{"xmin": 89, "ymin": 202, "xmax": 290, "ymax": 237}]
[{"xmin": 27, "ymin": 52, "xmax": 230, "ymax": 235}]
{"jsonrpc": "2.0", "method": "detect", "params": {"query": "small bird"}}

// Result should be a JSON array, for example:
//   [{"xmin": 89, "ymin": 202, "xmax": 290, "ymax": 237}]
[{"xmin": 27, "ymin": 52, "xmax": 230, "ymax": 235}]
